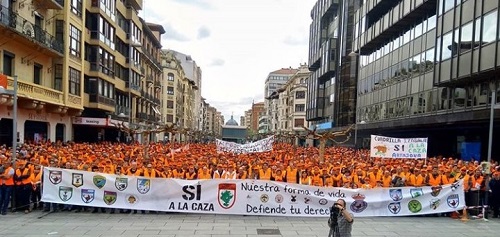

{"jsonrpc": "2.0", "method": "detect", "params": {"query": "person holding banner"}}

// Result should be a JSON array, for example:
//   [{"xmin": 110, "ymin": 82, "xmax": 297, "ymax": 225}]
[{"xmin": 328, "ymin": 199, "xmax": 353, "ymax": 237}]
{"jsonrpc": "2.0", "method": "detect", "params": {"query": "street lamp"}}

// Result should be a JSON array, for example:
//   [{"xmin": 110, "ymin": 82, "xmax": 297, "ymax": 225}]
[
  {"xmin": 0, "ymin": 75, "xmax": 18, "ymax": 166},
  {"xmin": 354, "ymin": 120, "xmax": 366, "ymax": 148}
]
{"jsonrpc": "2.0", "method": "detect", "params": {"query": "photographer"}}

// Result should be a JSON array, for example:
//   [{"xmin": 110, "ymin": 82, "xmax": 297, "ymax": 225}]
[{"xmin": 328, "ymin": 199, "xmax": 353, "ymax": 237}]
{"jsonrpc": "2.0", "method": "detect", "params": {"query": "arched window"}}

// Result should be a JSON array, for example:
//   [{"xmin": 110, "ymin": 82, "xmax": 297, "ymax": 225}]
[{"xmin": 167, "ymin": 73, "xmax": 174, "ymax": 81}]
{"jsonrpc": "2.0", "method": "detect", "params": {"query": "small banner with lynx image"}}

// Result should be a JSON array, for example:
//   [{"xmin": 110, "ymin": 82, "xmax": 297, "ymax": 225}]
[
  {"xmin": 41, "ymin": 167, "xmax": 464, "ymax": 217},
  {"xmin": 370, "ymin": 135, "xmax": 428, "ymax": 159}
]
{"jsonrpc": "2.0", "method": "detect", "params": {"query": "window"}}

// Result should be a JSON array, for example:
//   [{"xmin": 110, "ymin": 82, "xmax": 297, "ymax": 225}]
[
  {"xmin": 482, "ymin": 11, "xmax": 498, "ymax": 44},
  {"xmin": 167, "ymin": 86, "xmax": 174, "ymax": 95},
  {"xmin": 2, "ymin": 51, "xmax": 14, "ymax": 76},
  {"xmin": 71, "ymin": 0, "xmax": 82, "ymax": 17},
  {"xmin": 166, "ymin": 115, "xmax": 174, "ymax": 123},
  {"xmin": 441, "ymin": 31, "xmax": 453, "ymax": 61},
  {"xmin": 69, "ymin": 67, "xmax": 81, "ymax": 96},
  {"xmin": 99, "ymin": 47, "xmax": 115, "ymax": 77},
  {"xmin": 167, "ymin": 73, "xmax": 174, "ymax": 81},
  {"xmin": 69, "ymin": 24, "xmax": 81, "ymax": 57},
  {"xmin": 294, "ymin": 119, "xmax": 304, "ymax": 127},
  {"xmin": 295, "ymin": 104, "xmax": 305, "ymax": 112},
  {"xmin": 33, "ymin": 63, "xmax": 42, "ymax": 85},
  {"xmin": 461, "ymin": 22, "xmax": 473, "ymax": 52},
  {"xmin": 167, "ymin": 100, "xmax": 174, "ymax": 109},
  {"xmin": 295, "ymin": 91, "xmax": 305, "ymax": 99},
  {"xmin": 54, "ymin": 64, "xmax": 63, "ymax": 91}
]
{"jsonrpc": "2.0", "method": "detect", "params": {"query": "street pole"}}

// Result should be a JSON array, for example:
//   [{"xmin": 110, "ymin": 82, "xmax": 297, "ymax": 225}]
[
  {"xmin": 12, "ymin": 75, "xmax": 18, "ymax": 166},
  {"xmin": 354, "ymin": 122, "xmax": 358, "ymax": 149},
  {"xmin": 484, "ymin": 90, "xmax": 496, "ymax": 220}
]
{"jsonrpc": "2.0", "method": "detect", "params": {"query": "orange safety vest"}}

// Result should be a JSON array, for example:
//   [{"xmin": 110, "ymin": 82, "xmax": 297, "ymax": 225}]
[
  {"xmin": 428, "ymin": 174, "xmax": 441, "ymax": 186},
  {"xmin": 286, "ymin": 168, "xmax": 298, "ymax": 183},
  {"xmin": 324, "ymin": 177, "xmax": 334, "ymax": 187},
  {"xmin": 259, "ymin": 169, "xmax": 272, "ymax": 180},
  {"xmin": 185, "ymin": 172, "xmax": 196, "ymax": 180},
  {"xmin": 382, "ymin": 176, "xmax": 392, "ymax": 187},
  {"xmin": 197, "ymin": 171, "xmax": 212, "ymax": 179},
  {"xmin": 144, "ymin": 169, "xmax": 157, "ymax": 178},
  {"xmin": 300, "ymin": 176, "xmax": 310, "ymax": 185},
  {"xmin": 15, "ymin": 167, "xmax": 31, "ymax": 185},
  {"xmin": 274, "ymin": 173, "xmax": 285, "ymax": 182},
  {"xmin": 311, "ymin": 174, "xmax": 323, "ymax": 186},
  {"xmin": 2, "ymin": 167, "xmax": 15, "ymax": 186}
]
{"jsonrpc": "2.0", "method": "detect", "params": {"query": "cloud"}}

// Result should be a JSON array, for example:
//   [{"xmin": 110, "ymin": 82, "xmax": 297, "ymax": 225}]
[
  {"xmin": 171, "ymin": 0, "xmax": 213, "ymax": 9},
  {"xmin": 197, "ymin": 26, "xmax": 211, "ymax": 39},
  {"xmin": 163, "ymin": 23, "xmax": 190, "ymax": 42},
  {"xmin": 283, "ymin": 35, "xmax": 309, "ymax": 46},
  {"xmin": 207, "ymin": 94, "xmax": 264, "ymax": 120},
  {"xmin": 208, "ymin": 58, "xmax": 225, "ymax": 67}
]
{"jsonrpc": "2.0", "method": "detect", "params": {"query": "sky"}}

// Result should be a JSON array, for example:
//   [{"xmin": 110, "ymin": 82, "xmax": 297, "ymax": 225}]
[{"xmin": 143, "ymin": 0, "xmax": 316, "ymax": 123}]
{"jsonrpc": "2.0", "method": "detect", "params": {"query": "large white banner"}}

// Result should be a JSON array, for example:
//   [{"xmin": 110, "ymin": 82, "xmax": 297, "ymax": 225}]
[
  {"xmin": 216, "ymin": 136, "xmax": 274, "ymax": 154},
  {"xmin": 370, "ymin": 135, "xmax": 428, "ymax": 159},
  {"xmin": 42, "ymin": 168, "xmax": 465, "ymax": 217}
]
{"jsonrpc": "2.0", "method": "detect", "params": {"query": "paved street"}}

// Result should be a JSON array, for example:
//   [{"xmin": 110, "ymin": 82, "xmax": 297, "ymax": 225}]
[{"xmin": 0, "ymin": 210, "xmax": 499, "ymax": 237}]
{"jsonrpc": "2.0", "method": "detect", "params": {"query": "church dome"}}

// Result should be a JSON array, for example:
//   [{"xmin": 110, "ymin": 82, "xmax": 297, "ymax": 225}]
[{"xmin": 225, "ymin": 115, "xmax": 239, "ymax": 126}]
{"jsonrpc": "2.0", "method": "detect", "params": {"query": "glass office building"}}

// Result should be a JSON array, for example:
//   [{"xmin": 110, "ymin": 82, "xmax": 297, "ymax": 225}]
[{"xmin": 352, "ymin": 0, "xmax": 500, "ymax": 159}]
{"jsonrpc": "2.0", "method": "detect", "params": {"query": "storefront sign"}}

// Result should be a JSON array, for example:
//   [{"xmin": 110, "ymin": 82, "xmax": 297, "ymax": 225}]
[
  {"xmin": 72, "ymin": 117, "xmax": 108, "ymax": 126},
  {"xmin": 28, "ymin": 113, "xmax": 48, "ymax": 121}
]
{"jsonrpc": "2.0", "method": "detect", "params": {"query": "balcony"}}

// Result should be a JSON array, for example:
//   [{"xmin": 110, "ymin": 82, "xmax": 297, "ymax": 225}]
[
  {"xmin": 89, "ymin": 94, "xmax": 115, "ymax": 107},
  {"xmin": 142, "ymin": 48, "xmax": 161, "ymax": 69},
  {"xmin": 126, "ymin": 0, "xmax": 143, "ymax": 11},
  {"xmin": 0, "ymin": 10, "xmax": 64, "ymax": 56},
  {"xmin": 145, "ymin": 75, "xmax": 154, "ymax": 85},
  {"xmin": 6, "ymin": 76, "xmax": 64, "ymax": 106},
  {"xmin": 91, "ymin": 0, "xmax": 116, "ymax": 22},
  {"xmin": 126, "ymin": 81, "xmax": 141, "ymax": 94},
  {"xmin": 153, "ymin": 97, "xmax": 160, "ymax": 105},
  {"xmin": 154, "ymin": 80, "xmax": 161, "ymax": 89},
  {"xmin": 115, "ymin": 105, "xmax": 130, "ymax": 116},
  {"xmin": 33, "ymin": 0, "xmax": 63, "ymax": 9},
  {"xmin": 89, "ymin": 31, "xmax": 115, "ymax": 50},
  {"xmin": 147, "ymin": 114, "xmax": 156, "ymax": 122},
  {"xmin": 136, "ymin": 112, "xmax": 148, "ymax": 120}
]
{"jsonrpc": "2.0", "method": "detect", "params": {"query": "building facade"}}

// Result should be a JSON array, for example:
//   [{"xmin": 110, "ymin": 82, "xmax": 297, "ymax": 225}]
[
  {"xmin": 170, "ymin": 50, "xmax": 202, "ymax": 131},
  {"xmin": 276, "ymin": 64, "xmax": 311, "ymax": 144},
  {"xmin": 264, "ymin": 68, "xmax": 299, "ymax": 133},
  {"xmin": 353, "ymin": 0, "xmax": 500, "ymax": 158},
  {"xmin": 160, "ymin": 49, "xmax": 197, "ymax": 142},
  {"xmin": 0, "ymin": 0, "xmax": 83, "ymax": 146},
  {"xmin": 307, "ymin": 0, "xmax": 358, "ymax": 135}
]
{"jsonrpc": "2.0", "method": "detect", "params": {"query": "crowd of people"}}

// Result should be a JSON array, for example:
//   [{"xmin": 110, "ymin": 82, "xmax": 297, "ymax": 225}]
[{"xmin": 0, "ymin": 141, "xmax": 499, "ymax": 217}]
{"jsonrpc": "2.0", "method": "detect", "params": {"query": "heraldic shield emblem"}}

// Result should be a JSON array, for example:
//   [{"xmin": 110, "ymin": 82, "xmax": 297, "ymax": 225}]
[
  {"xmin": 388, "ymin": 202, "xmax": 401, "ymax": 214},
  {"xmin": 104, "ymin": 191, "xmax": 117, "ymax": 205},
  {"xmin": 49, "ymin": 170, "xmax": 62, "ymax": 185},
  {"xmin": 218, "ymin": 183, "xmax": 236, "ymax": 209},
  {"xmin": 350, "ymin": 193, "xmax": 368, "ymax": 213},
  {"xmin": 93, "ymin": 175, "xmax": 106, "ymax": 189},
  {"xmin": 81, "ymin": 189, "xmax": 95, "ymax": 203},
  {"xmin": 389, "ymin": 189, "xmax": 403, "ymax": 201},
  {"xmin": 410, "ymin": 188, "xmax": 423, "ymax": 198},
  {"xmin": 59, "ymin": 186, "xmax": 73, "ymax": 202},
  {"xmin": 137, "ymin": 178, "xmax": 150, "ymax": 194},
  {"xmin": 115, "ymin": 177, "xmax": 128, "ymax": 191},
  {"xmin": 72, "ymin": 173, "xmax": 83, "ymax": 187},
  {"xmin": 431, "ymin": 186, "xmax": 442, "ymax": 197},
  {"xmin": 447, "ymin": 194, "xmax": 460, "ymax": 208}
]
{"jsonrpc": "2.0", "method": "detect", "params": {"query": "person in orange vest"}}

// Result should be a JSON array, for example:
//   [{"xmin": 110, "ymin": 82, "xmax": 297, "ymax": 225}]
[
  {"xmin": 274, "ymin": 168, "xmax": 285, "ymax": 182},
  {"xmin": 197, "ymin": 165, "xmax": 212, "ymax": 179},
  {"xmin": 30, "ymin": 165, "xmax": 42, "ymax": 210},
  {"xmin": 426, "ymin": 167, "xmax": 442, "ymax": 186},
  {"xmin": 259, "ymin": 163, "xmax": 272, "ymax": 180},
  {"xmin": 0, "ymin": 159, "xmax": 15, "ymax": 215},
  {"xmin": 14, "ymin": 159, "xmax": 32, "ymax": 213},
  {"xmin": 299, "ymin": 170, "xmax": 311, "ymax": 185},
  {"xmin": 285, "ymin": 162, "xmax": 298, "ymax": 184},
  {"xmin": 185, "ymin": 165, "xmax": 197, "ymax": 180},
  {"xmin": 213, "ymin": 164, "xmax": 225, "ymax": 179}
]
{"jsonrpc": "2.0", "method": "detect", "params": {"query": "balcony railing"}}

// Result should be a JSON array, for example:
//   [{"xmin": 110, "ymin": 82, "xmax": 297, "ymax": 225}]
[
  {"xmin": 115, "ymin": 105, "xmax": 130, "ymax": 116},
  {"xmin": 126, "ymin": 81, "xmax": 140, "ymax": 91},
  {"xmin": 6, "ymin": 76, "xmax": 64, "ymax": 105},
  {"xmin": 89, "ymin": 94, "xmax": 115, "ymax": 107},
  {"xmin": 0, "ymin": 9, "xmax": 64, "ymax": 55},
  {"xmin": 142, "ymin": 48, "xmax": 161, "ymax": 69},
  {"xmin": 154, "ymin": 80, "xmax": 161, "ymax": 89},
  {"xmin": 91, "ymin": 0, "xmax": 116, "ymax": 21},
  {"xmin": 146, "ymin": 75, "xmax": 153, "ymax": 84},
  {"xmin": 136, "ymin": 112, "xmax": 148, "ymax": 120},
  {"xmin": 89, "ymin": 31, "xmax": 115, "ymax": 50},
  {"xmin": 147, "ymin": 114, "xmax": 156, "ymax": 121}
]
